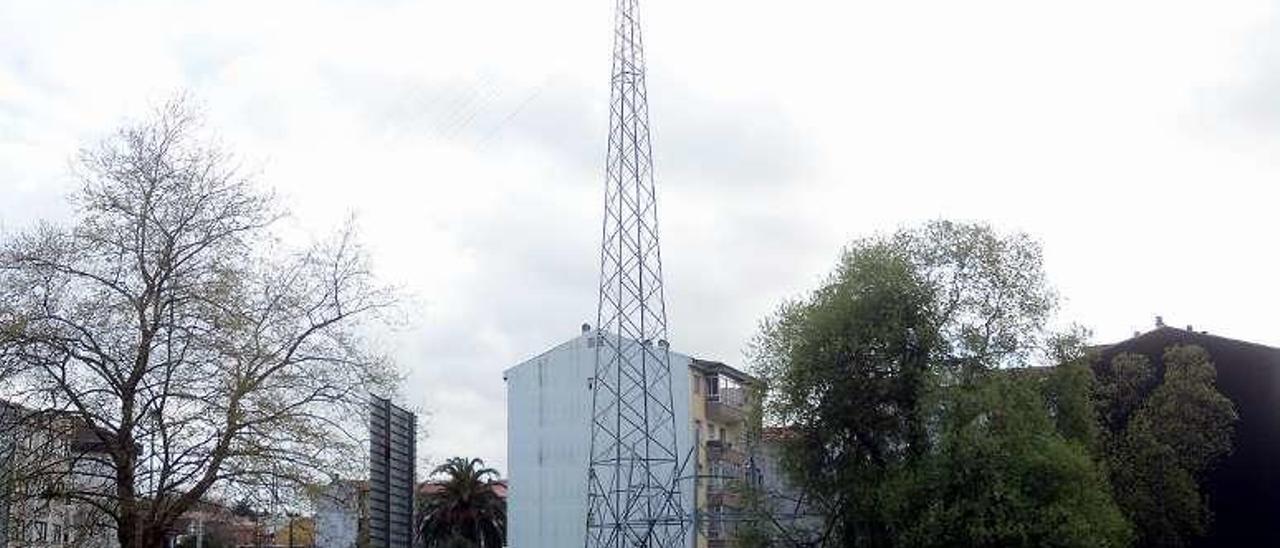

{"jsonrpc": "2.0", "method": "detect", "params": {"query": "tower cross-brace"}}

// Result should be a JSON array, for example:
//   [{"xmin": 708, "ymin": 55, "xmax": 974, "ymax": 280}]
[{"xmin": 585, "ymin": 0, "xmax": 690, "ymax": 547}]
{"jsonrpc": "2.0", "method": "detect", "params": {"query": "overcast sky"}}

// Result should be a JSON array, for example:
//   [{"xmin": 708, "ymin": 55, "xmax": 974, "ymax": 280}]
[{"xmin": 3, "ymin": 0, "xmax": 1279, "ymax": 474}]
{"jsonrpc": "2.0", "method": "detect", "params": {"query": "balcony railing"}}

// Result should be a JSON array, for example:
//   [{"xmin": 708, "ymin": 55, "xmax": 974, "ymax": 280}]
[{"xmin": 705, "ymin": 386, "xmax": 747, "ymax": 424}]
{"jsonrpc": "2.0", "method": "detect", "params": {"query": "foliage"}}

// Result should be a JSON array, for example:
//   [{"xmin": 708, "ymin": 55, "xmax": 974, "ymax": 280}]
[
  {"xmin": 1137, "ymin": 346, "xmax": 1236, "ymax": 476},
  {"xmin": 1095, "ymin": 353, "xmax": 1157, "ymax": 435},
  {"xmin": 893, "ymin": 373, "xmax": 1131, "ymax": 548},
  {"xmin": 891, "ymin": 220, "xmax": 1057, "ymax": 371},
  {"xmin": 751, "ymin": 219, "xmax": 1242, "ymax": 547},
  {"xmin": 0, "ymin": 97, "xmax": 398, "ymax": 548},
  {"xmin": 753, "ymin": 237, "xmax": 934, "ymax": 545},
  {"xmin": 1041, "ymin": 359, "xmax": 1101, "ymax": 450},
  {"xmin": 1098, "ymin": 346, "xmax": 1237, "ymax": 548},
  {"xmin": 417, "ymin": 457, "xmax": 506, "ymax": 548},
  {"xmin": 731, "ymin": 380, "xmax": 774, "ymax": 548},
  {"xmin": 751, "ymin": 220, "xmax": 1126, "ymax": 547}
]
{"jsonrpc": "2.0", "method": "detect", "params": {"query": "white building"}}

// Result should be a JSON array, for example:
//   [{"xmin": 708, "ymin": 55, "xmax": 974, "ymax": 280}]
[
  {"xmin": 0, "ymin": 403, "xmax": 118, "ymax": 548},
  {"xmin": 505, "ymin": 327, "xmax": 697, "ymax": 548},
  {"xmin": 506, "ymin": 326, "xmax": 762, "ymax": 548}
]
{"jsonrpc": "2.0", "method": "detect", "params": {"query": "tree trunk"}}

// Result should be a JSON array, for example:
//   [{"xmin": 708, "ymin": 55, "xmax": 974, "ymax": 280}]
[
  {"xmin": 116, "ymin": 517, "xmax": 169, "ymax": 548},
  {"xmin": 117, "ymin": 457, "xmax": 139, "ymax": 548}
]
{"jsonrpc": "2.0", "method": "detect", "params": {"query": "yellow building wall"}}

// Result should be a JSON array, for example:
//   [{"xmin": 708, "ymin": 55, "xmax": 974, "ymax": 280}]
[{"xmin": 689, "ymin": 368, "xmax": 751, "ymax": 548}]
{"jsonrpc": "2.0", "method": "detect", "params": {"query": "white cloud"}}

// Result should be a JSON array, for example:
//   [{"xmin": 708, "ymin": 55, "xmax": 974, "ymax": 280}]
[{"xmin": 2, "ymin": 0, "xmax": 1279, "ymax": 474}]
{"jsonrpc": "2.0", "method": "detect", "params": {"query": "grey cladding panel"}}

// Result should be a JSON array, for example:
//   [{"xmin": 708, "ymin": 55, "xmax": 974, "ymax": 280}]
[{"xmin": 370, "ymin": 396, "xmax": 416, "ymax": 548}]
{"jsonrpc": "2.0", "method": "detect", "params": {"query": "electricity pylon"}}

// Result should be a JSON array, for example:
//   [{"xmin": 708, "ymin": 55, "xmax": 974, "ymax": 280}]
[{"xmin": 584, "ymin": 0, "xmax": 690, "ymax": 546}]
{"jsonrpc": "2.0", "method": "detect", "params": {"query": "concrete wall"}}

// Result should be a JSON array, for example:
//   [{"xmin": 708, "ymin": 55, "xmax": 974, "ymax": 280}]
[{"xmin": 506, "ymin": 331, "xmax": 694, "ymax": 548}]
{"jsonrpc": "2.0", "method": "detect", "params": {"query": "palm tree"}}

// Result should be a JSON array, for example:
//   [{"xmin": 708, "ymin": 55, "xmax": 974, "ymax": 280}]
[{"xmin": 417, "ymin": 457, "xmax": 506, "ymax": 548}]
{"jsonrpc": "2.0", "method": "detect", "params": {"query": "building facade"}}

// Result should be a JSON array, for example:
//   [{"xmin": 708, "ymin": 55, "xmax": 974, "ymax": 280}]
[
  {"xmin": 0, "ymin": 404, "xmax": 117, "ymax": 548},
  {"xmin": 687, "ymin": 360, "xmax": 753, "ymax": 548},
  {"xmin": 505, "ymin": 327, "xmax": 759, "ymax": 548}
]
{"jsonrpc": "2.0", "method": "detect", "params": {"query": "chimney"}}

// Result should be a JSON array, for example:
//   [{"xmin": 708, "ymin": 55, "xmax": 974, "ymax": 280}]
[
  {"xmin": 1186, "ymin": 325, "xmax": 1193, "ymax": 332},
  {"xmin": 1155, "ymin": 315, "xmax": 1165, "ymax": 328},
  {"xmin": 581, "ymin": 323, "xmax": 591, "ymax": 334},
  {"xmin": 658, "ymin": 339, "xmax": 669, "ymax": 349}
]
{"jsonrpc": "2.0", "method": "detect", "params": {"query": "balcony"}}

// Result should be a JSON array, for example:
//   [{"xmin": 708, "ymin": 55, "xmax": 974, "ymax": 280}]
[
  {"xmin": 705, "ymin": 386, "xmax": 747, "ymax": 425},
  {"xmin": 705, "ymin": 440, "xmax": 746, "ymax": 466},
  {"xmin": 704, "ymin": 441, "xmax": 746, "ymax": 511}
]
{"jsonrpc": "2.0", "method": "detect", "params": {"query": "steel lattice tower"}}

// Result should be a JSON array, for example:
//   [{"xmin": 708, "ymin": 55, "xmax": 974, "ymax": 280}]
[{"xmin": 585, "ymin": 0, "xmax": 690, "ymax": 546}]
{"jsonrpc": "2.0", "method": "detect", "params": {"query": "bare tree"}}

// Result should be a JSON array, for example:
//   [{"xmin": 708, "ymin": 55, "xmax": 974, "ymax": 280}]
[{"xmin": 0, "ymin": 97, "xmax": 398, "ymax": 547}]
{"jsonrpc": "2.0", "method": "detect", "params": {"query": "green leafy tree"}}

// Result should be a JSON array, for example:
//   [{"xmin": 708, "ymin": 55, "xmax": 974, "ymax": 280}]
[
  {"xmin": 1096, "ymin": 353, "xmax": 1157, "ymax": 435},
  {"xmin": 1098, "ymin": 346, "xmax": 1237, "ymax": 548},
  {"xmin": 892, "ymin": 220, "xmax": 1057, "ymax": 372},
  {"xmin": 752, "ymin": 220, "xmax": 1122, "ymax": 547},
  {"xmin": 1042, "ymin": 359, "xmax": 1102, "ymax": 450},
  {"xmin": 1138, "ymin": 346, "xmax": 1236, "ymax": 476},
  {"xmin": 895, "ymin": 373, "xmax": 1131, "ymax": 548},
  {"xmin": 753, "ymin": 240, "xmax": 935, "ymax": 546},
  {"xmin": 417, "ymin": 457, "xmax": 505, "ymax": 548}
]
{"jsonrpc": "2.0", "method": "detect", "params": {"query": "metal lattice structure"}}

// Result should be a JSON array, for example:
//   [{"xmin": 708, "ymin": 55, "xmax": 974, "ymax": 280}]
[{"xmin": 585, "ymin": 0, "xmax": 690, "ymax": 546}]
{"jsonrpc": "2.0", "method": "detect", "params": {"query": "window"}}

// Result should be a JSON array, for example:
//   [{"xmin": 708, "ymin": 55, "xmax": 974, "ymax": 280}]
[
  {"xmin": 28, "ymin": 521, "xmax": 47, "ymax": 542},
  {"xmin": 719, "ymin": 427, "xmax": 726, "ymax": 441},
  {"xmin": 693, "ymin": 374, "xmax": 700, "ymax": 394},
  {"xmin": 694, "ymin": 420, "xmax": 702, "ymax": 441}
]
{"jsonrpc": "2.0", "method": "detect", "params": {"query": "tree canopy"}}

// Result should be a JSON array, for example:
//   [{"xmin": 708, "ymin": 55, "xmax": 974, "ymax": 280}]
[
  {"xmin": 1097, "ymin": 346, "xmax": 1237, "ymax": 548},
  {"xmin": 417, "ymin": 457, "xmax": 506, "ymax": 548},
  {"xmin": 749, "ymin": 220, "xmax": 1233, "ymax": 547},
  {"xmin": 0, "ymin": 98, "xmax": 398, "ymax": 547}
]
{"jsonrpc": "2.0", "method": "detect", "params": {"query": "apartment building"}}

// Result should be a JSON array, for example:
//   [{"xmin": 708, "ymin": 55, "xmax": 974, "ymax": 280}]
[
  {"xmin": 688, "ymin": 360, "xmax": 755, "ymax": 548},
  {"xmin": 0, "ymin": 403, "xmax": 117, "ymax": 548}
]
